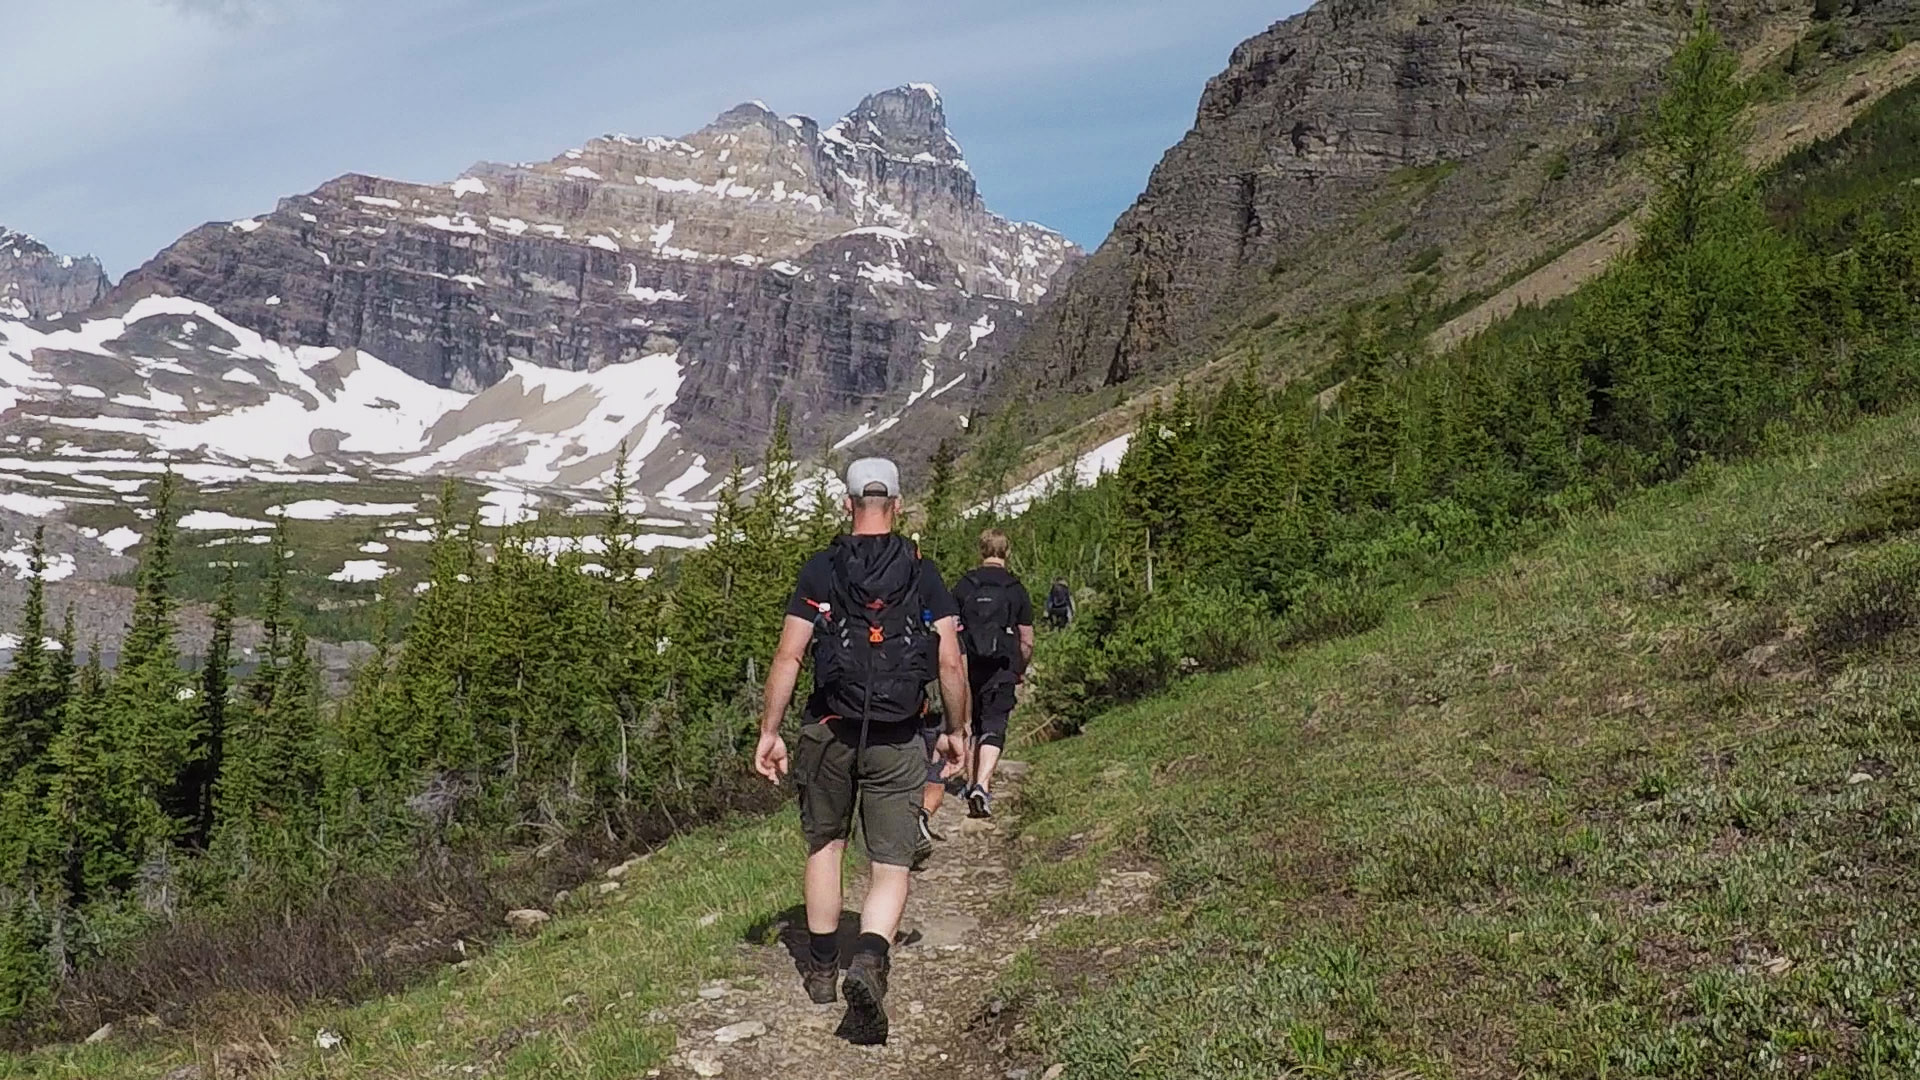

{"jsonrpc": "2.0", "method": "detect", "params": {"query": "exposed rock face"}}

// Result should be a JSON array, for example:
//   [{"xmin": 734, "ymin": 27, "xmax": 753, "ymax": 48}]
[
  {"xmin": 993, "ymin": 0, "xmax": 1782, "ymax": 395},
  {"xmin": 111, "ymin": 85, "xmax": 1078, "ymax": 464},
  {"xmin": 0, "ymin": 228, "xmax": 108, "ymax": 321}
]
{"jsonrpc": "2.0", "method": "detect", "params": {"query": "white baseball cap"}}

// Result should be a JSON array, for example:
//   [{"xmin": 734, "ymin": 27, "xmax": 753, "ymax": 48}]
[{"xmin": 846, "ymin": 457, "xmax": 902, "ymax": 498}]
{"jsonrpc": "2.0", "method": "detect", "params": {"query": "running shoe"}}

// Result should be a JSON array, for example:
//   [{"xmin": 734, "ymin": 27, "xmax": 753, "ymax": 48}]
[{"xmin": 966, "ymin": 784, "xmax": 993, "ymax": 819}]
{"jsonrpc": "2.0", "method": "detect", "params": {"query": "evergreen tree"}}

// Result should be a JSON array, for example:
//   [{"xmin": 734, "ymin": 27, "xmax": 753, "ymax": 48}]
[
  {"xmin": 97, "ymin": 471, "xmax": 192, "ymax": 873},
  {"xmin": 174, "ymin": 569, "xmax": 235, "ymax": 847},
  {"xmin": 48, "ymin": 606, "xmax": 75, "ymax": 719},
  {"xmin": 0, "ymin": 527, "xmax": 59, "ymax": 776},
  {"xmin": 919, "ymin": 438, "xmax": 961, "ymax": 568},
  {"xmin": 1599, "ymin": 17, "xmax": 1799, "ymax": 473},
  {"xmin": 43, "ymin": 638, "xmax": 167, "ymax": 902},
  {"xmin": 1332, "ymin": 327, "xmax": 1404, "ymax": 513}
]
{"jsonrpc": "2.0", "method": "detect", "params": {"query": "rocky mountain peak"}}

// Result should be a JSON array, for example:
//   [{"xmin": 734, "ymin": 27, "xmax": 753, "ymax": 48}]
[
  {"xmin": 0, "ymin": 228, "xmax": 54, "ymax": 260},
  {"xmin": 704, "ymin": 100, "xmax": 785, "ymax": 134},
  {"xmin": 826, "ymin": 84, "xmax": 964, "ymax": 168},
  {"xmin": 0, "ymin": 226, "xmax": 109, "ymax": 321}
]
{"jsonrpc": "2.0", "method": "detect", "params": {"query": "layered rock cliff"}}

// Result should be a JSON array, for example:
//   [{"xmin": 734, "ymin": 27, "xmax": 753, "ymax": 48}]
[
  {"xmin": 990, "ymin": 0, "xmax": 1793, "ymax": 396},
  {"xmin": 110, "ymin": 85, "xmax": 1078, "ymax": 466},
  {"xmin": 0, "ymin": 228, "xmax": 108, "ymax": 321}
]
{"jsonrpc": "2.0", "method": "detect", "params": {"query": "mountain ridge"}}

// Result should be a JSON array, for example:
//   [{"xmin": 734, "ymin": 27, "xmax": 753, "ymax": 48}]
[
  {"xmin": 0, "ymin": 227, "xmax": 108, "ymax": 322},
  {"xmin": 1, "ymin": 85, "xmax": 1077, "ymax": 506}
]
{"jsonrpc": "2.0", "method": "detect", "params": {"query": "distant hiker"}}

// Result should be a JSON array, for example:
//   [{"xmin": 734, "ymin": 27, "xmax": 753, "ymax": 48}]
[
  {"xmin": 953, "ymin": 528, "xmax": 1034, "ymax": 820},
  {"xmin": 1045, "ymin": 577, "xmax": 1074, "ymax": 629},
  {"xmin": 755, "ymin": 457, "xmax": 972, "ymax": 1046}
]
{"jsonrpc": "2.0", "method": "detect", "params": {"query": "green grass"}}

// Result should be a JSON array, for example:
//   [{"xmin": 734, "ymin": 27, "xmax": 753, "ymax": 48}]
[
  {"xmin": 2, "ymin": 811, "xmax": 807, "ymax": 1079},
  {"xmin": 996, "ymin": 402, "xmax": 1920, "ymax": 1078},
  {"xmin": 17, "ymin": 398, "xmax": 1920, "ymax": 1080}
]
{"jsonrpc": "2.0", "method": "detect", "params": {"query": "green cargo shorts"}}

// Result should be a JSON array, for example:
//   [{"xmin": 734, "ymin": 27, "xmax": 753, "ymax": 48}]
[{"xmin": 795, "ymin": 718, "xmax": 927, "ymax": 867}]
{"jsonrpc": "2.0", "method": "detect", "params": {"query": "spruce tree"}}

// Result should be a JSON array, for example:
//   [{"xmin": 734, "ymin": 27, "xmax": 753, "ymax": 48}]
[
  {"xmin": 1641, "ymin": 15, "xmax": 1752, "ymax": 261},
  {"xmin": 99, "ymin": 470, "xmax": 192, "ymax": 869},
  {"xmin": 48, "ymin": 606, "xmax": 75, "ymax": 719},
  {"xmin": 920, "ymin": 438, "xmax": 961, "ymax": 568},
  {"xmin": 0, "ymin": 527, "xmax": 58, "ymax": 775},
  {"xmin": 175, "ymin": 569, "xmax": 235, "ymax": 847},
  {"xmin": 43, "ymin": 639, "xmax": 168, "ymax": 902},
  {"xmin": 1332, "ymin": 327, "xmax": 1404, "ymax": 513}
]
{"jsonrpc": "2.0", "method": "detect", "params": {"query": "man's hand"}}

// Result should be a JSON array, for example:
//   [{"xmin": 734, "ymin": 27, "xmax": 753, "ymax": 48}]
[
  {"xmin": 934, "ymin": 732, "xmax": 967, "ymax": 770},
  {"xmin": 754, "ymin": 733, "xmax": 790, "ymax": 784}
]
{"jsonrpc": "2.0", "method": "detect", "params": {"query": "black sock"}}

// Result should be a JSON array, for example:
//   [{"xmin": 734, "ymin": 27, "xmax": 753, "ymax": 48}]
[
  {"xmin": 853, "ymin": 932, "xmax": 890, "ymax": 960},
  {"xmin": 809, "ymin": 929, "xmax": 839, "ymax": 966}
]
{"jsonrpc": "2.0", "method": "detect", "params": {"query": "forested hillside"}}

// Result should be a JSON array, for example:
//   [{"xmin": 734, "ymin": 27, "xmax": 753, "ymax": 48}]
[
  {"xmin": 926, "ymin": 21, "xmax": 1920, "ymax": 735},
  {"xmin": 0, "ymin": 422, "xmax": 844, "ymax": 1040}
]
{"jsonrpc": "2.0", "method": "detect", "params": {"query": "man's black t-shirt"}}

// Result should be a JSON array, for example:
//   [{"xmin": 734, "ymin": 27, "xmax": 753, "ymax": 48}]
[
  {"xmin": 785, "ymin": 538, "xmax": 958, "ymax": 732},
  {"xmin": 954, "ymin": 565, "xmax": 1033, "ymax": 691}
]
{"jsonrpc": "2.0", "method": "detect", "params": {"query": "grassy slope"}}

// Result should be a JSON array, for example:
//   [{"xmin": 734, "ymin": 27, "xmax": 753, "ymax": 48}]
[
  {"xmin": 998, "ymin": 405, "xmax": 1920, "ymax": 1078},
  {"xmin": 21, "ymin": 388, "xmax": 1920, "ymax": 1079},
  {"xmin": 4, "ymin": 813, "xmax": 800, "ymax": 1079}
]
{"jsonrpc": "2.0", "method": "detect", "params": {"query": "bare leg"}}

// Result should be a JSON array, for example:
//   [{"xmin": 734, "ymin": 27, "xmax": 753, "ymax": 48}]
[
  {"xmin": 860, "ymin": 864, "xmax": 911, "ymax": 942},
  {"xmin": 921, "ymin": 781, "xmax": 945, "ymax": 816},
  {"xmin": 975, "ymin": 743, "xmax": 1004, "ymax": 794},
  {"xmin": 804, "ymin": 840, "xmax": 846, "ymax": 939}
]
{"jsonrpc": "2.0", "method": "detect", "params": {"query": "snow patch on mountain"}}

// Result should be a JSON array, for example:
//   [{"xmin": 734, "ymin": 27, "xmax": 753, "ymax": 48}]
[
  {"xmin": 977, "ymin": 432, "xmax": 1133, "ymax": 517},
  {"xmin": 0, "ymin": 296, "xmax": 703, "ymax": 510}
]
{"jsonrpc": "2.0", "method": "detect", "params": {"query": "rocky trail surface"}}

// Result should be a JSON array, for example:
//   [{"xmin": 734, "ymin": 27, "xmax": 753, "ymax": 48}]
[{"xmin": 650, "ymin": 760, "xmax": 1119, "ymax": 1080}]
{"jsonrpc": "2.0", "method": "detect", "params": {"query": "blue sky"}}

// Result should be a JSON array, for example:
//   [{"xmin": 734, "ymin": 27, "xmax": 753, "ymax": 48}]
[{"xmin": 0, "ymin": 0, "xmax": 1303, "ymax": 277}]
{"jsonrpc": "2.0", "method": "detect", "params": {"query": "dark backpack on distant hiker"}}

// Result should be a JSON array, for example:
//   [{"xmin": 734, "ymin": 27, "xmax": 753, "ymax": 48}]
[
  {"xmin": 1047, "ymin": 581, "xmax": 1073, "ymax": 624},
  {"xmin": 956, "ymin": 570, "xmax": 1020, "ymax": 667},
  {"xmin": 809, "ymin": 534, "xmax": 936, "ymax": 725}
]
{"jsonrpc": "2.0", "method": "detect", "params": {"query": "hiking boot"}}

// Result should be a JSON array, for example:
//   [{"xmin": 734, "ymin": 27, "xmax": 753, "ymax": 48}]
[
  {"xmin": 799, "ymin": 957, "xmax": 839, "ymax": 1005},
  {"xmin": 966, "ymin": 784, "xmax": 993, "ymax": 819},
  {"xmin": 838, "ymin": 951, "xmax": 890, "ymax": 1045}
]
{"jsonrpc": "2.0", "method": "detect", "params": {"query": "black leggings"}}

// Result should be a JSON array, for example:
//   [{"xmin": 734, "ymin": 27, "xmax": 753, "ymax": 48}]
[{"xmin": 973, "ymin": 682, "xmax": 1014, "ymax": 750}]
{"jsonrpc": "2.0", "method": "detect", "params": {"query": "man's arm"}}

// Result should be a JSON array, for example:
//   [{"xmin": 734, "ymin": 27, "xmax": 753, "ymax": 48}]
[
  {"xmin": 754, "ymin": 614, "xmax": 815, "ymax": 781},
  {"xmin": 1018, "ymin": 625, "xmax": 1035, "ymax": 667}
]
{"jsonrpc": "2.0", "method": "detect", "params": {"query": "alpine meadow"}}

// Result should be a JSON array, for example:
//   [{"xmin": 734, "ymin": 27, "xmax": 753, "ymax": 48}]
[{"xmin": 7, "ymin": 2, "xmax": 1920, "ymax": 1078}]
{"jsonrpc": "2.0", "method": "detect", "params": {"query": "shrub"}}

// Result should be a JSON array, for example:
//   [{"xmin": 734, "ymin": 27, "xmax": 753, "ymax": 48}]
[
  {"xmin": 1405, "ymin": 246, "xmax": 1444, "ymax": 275},
  {"xmin": 1028, "ymin": 582, "xmax": 1278, "ymax": 736},
  {"xmin": 1838, "ymin": 474, "xmax": 1920, "ymax": 542},
  {"xmin": 0, "ymin": 904, "xmax": 50, "ymax": 1032}
]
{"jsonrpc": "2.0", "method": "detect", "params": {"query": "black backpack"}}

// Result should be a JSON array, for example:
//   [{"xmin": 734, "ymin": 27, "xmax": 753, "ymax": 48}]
[
  {"xmin": 810, "ymin": 534, "xmax": 936, "ymax": 725},
  {"xmin": 1047, "ymin": 581, "xmax": 1073, "ymax": 615},
  {"xmin": 957, "ymin": 570, "xmax": 1019, "ymax": 666}
]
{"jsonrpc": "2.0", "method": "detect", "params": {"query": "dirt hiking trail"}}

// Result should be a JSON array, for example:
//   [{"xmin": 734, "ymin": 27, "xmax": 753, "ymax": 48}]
[{"xmin": 651, "ymin": 761, "xmax": 1146, "ymax": 1080}]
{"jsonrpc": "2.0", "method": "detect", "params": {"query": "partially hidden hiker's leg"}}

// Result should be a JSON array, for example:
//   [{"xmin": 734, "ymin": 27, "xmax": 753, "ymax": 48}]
[
  {"xmin": 920, "ymin": 718, "xmax": 946, "ymax": 817},
  {"xmin": 974, "ymin": 683, "xmax": 1012, "ymax": 795},
  {"xmin": 975, "ymin": 741, "xmax": 1004, "ymax": 793},
  {"xmin": 857, "ymin": 734, "xmax": 927, "ymax": 942}
]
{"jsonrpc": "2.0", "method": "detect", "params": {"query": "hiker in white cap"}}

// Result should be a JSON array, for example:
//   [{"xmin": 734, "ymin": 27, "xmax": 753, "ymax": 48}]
[{"xmin": 755, "ymin": 457, "xmax": 971, "ymax": 1044}]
